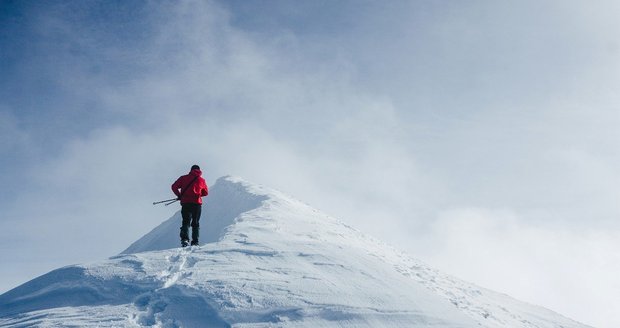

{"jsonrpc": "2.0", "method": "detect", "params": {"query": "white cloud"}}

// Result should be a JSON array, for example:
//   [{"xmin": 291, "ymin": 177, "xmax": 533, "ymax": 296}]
[{"xmin": 415, "ymin": 208, "xmax": 620, "ymax": 328}]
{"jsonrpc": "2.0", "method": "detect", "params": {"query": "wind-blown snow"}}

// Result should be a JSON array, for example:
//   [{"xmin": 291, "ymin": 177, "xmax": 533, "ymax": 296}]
[{"xmin": 0, "ymin": 176, "xmax": 592, "ymax": 328}]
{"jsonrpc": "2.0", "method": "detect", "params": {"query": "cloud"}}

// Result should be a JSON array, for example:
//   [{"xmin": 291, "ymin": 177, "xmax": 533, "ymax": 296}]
[
  {"xmin": 0, "ymin": 1, "xmax": 618, "ymax": 327},
  {"xmin": 0, "ymin": 109, "xmax": 31, "ymax": 155},
  {"xmin": 415, "ymin": 208, "xmax": 620, "ymax": 328}
]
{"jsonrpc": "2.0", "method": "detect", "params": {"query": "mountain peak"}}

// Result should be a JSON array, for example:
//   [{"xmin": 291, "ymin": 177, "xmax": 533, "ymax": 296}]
[
  {"xmin": 122, "ymin": 175, "xmax": 271, "ymax": 254},
  {"xmin": 0, "ymin": 176, "xmax": 592, "ymax": 327}
]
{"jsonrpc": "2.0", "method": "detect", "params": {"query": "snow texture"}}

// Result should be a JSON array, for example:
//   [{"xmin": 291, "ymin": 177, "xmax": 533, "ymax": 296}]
[{"xmin": 0, "ymin": 176, "xmax": 592, "ymax": 327}]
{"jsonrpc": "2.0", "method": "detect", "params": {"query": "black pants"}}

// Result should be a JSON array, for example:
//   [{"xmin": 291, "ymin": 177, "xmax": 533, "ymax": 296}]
[{"xmin": 180, "ymin": 203, "xmax": 201, "ymax": 242}]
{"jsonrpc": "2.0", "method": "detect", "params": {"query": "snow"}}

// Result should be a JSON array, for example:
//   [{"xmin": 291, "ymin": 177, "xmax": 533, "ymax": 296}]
[{"xmin": 0, "ymin": 176, "xmax": 592, "ymax": 327}]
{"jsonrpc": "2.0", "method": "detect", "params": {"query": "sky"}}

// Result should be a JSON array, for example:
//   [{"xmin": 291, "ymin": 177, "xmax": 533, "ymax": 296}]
[{"xmin": 0, "ymin": 0, "xmax": 618, "ymax": 327}]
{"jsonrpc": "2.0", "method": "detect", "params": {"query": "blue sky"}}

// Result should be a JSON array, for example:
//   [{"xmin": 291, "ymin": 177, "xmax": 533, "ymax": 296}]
[{"xmin": 1, "ymin": 1, "xmax": 619, "ymax": 326}]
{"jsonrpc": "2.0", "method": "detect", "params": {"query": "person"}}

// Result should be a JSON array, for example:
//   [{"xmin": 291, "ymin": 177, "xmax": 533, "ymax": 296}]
[{"xmin": 171, "ymin": 165, "xmax": 209, "ymax": 247}]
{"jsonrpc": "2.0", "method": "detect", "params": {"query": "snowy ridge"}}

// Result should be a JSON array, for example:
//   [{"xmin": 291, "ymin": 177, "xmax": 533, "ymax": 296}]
[
  {"xmin": 0, "ymin": 176, "xmax": 592, "ymax": 327},
  {"xmin": 122, "ymin": 176, "xmax": 269, "ymax": 254}
]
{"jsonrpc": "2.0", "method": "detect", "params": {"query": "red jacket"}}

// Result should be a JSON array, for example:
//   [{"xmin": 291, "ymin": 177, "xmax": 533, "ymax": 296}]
[{"xmin": 171, "ymin": 169, "xmax": 208, "ymax": 204}]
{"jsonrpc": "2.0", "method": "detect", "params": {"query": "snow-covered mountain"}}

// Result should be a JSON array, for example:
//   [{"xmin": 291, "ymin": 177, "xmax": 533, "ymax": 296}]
[{"xmin": 0, "ymin": 176, "xmax": 592, "ymax": 327}]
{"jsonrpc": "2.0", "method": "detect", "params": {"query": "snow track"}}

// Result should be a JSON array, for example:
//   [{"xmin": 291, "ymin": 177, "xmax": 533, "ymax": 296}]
[
  {"xmin": 160, "ymin": 248, "xmax": 194, "ymax": 289},
  {"xmin": 129, "ymin": 247, "xmax": 229, "ymax": 328}
]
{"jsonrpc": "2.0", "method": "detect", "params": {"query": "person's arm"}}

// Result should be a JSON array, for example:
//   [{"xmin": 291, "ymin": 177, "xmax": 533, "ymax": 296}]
[
  {"xmin": 171, "ymin": 178, "xmax": 182, "ymax": 198},
  {"xmin": 201, "ymin": 180, "xmax": 208, "ymax": 197}
]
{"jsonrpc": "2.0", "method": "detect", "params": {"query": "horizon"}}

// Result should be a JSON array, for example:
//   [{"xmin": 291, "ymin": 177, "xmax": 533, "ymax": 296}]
[{"xmin": 1, "ymin": 1, "xmax": 619, "ymax": 327}]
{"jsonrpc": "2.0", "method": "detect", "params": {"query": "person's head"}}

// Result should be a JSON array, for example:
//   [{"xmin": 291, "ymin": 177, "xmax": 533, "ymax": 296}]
[{"xmin": 191, "ymin": 164, "xmax": 200, "ymax": 171}]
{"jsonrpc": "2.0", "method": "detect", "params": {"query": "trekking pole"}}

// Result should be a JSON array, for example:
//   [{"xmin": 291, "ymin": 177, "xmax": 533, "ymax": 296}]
[
  {"xmin": 153, "ymin": 198, "xmax": 178, "ymax": 205},
  {"xmin": 164, "ymin": 199, "xmax": 179, "ymax": 206}
]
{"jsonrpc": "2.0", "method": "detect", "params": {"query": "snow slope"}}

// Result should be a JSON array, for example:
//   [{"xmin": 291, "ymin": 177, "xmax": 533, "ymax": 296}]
[{"xmin": 0, "ymin": 176, "xmax": 592, "ymax": 328}]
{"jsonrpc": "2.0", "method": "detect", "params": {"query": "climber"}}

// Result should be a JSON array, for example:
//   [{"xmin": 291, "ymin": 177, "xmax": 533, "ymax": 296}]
[{"xmin": 171, "ymin": 165, "xmax": 209, "ymax": 247}]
